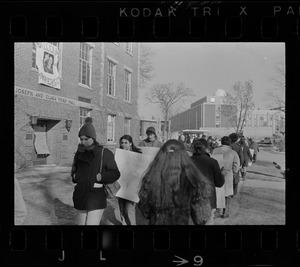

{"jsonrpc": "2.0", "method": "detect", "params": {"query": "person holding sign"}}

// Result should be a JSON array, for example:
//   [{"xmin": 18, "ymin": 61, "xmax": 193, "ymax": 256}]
[
  {"xmin": 139, "ymin": 126, "xmax": 163, "ymax": 148},
  {"xmin": 138, "ymin": 139, "xmax": 213, "ymax": 225},
  {"xmin": 117, "ymin": 135, "xmax": 142, "ymax": 225},
  {"xmin": 71, "ymin": 117, "xmax": 120, "ymax": 225}
]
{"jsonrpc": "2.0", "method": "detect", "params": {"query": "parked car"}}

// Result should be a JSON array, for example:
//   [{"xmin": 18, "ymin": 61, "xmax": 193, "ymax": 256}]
[{"xmin": 258, "ymin": 137, "xmax": 272, "ymax": 145}]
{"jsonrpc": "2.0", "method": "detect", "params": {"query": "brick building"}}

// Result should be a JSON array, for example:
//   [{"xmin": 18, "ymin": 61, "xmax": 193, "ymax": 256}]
[
  {"xmin": 14, "ymin": 42, "xmax": 139, "ymax": 168},
  {"xmin": 170, "ymin": 93, "xmax": 232, "ymax": 133},
  {"xmin": 170, "ymin": 89, "xmax": 285, "ymax": 139}
]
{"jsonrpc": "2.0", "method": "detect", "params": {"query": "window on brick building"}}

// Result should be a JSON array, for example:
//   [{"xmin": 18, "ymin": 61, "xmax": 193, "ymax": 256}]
[
  {"xmin": 107, "ymin": 115, "xmax": 115, "ymax": 142},
  {"xmin": 79, "ymin": 43, "xmax": 93, "ymax": 87},
  {"xmin": 107, "ymin": 60, "xmax": 116, "ymax": 96},
  {"xmin": 79, "ymin": 108, "xmax": 91, "ymax": 129},
  {"xmin": 124, "ymin": 118, "xmax": 131, "ymax": 135},
  {"xmin": 124, "ymin": 69, "xmax": 131, "ymax": 102},
  {"xmin": 125, "ymin": 43, "xmax": 133, "ymax": 54},
  {"xmin": 32, "ymin": 42, "xmax": 62, "ymax": 75}
]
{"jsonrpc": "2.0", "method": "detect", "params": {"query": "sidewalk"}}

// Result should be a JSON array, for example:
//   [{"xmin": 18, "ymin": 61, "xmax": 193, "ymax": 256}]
[{"xmin": 15, "ymin": 165, "xmax": 122, "ymax": 225}]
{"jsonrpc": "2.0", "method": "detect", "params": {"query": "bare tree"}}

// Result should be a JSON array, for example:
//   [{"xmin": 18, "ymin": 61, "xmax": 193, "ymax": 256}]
[
  {"xmin": 139, "ymin": 43, "xmax": 156, "ymax": 88},
  {"xmin": 146, "ymin": 83, "xmax": 194, "ymax": 140},
  {"xmin": 265, "ymin": 62, "xmax": 285, "ymax": 112},
  {"xmin": 222, "ymin": 80, "xmax": 255, "ymax": 134}
]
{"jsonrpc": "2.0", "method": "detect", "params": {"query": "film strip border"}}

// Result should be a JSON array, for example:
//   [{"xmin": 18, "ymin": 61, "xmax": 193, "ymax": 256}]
[
  {"xmin": 0, "ymin": 1, "xmax": 300, "ymax": 40},
  {"xmin": 1, "ymin": 226, "xmax": 300, "ymax": 265},
  {"xmin": 2, "ymin": 0, "xmax": 300, "ymax": 266}
]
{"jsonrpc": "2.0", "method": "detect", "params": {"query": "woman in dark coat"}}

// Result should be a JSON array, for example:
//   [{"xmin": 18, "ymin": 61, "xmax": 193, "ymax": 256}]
[
  {"xmin": 138, "ymin": 139, "xmax": 213, "ymax": 225},
  {"xmin": 71, "ymin": 117, "xmax": 120, "ymax": 225},
  {"xmin": 191, "ymin": 139, "xmax": 225, "ymax": 224}
]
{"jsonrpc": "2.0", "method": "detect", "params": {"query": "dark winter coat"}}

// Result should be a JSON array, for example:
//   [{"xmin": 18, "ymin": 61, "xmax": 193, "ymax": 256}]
[
  {"xmin": 138, "ymin": 172, "xmax": 212, "ymax": 225},
  {"xmin": 230, "ymin": 143, "xmax": 244, "ymax": 166},
  {"xmin": 72, "ymin": 145, "xmax": 120, "ymax": 211},
  {"xmin": 191, "ymin": 152, "xmax": 225, "ymax": 209},
  {"xmin": 241, "ymin": 144, "xmax": 253, "ymax": 167}
]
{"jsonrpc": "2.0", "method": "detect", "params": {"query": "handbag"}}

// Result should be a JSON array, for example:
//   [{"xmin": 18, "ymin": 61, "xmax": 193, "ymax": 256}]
[{"xmin": 100, "ymin": 147, "xmax": 121, "ymax": 199}]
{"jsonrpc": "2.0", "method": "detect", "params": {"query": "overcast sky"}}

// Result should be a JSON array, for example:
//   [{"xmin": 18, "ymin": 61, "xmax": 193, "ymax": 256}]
[{"xmin": 138, "ymin": 42, "xmax": 285, "ymax": 119}]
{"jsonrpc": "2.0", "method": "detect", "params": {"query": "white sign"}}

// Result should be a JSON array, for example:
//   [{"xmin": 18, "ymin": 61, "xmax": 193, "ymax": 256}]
[
  {"xmin": 35, "ymin": 43, "xmax": 61, "ymax": 89},
  {"xmin": 114, "ymin": 148, "xmax": 159, "ymax": 203}
]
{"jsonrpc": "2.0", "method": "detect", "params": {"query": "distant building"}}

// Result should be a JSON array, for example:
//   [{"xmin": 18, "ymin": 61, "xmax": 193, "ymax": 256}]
[
  {"xmin": 170, "ymin": 89, "xmax": 285, "ymax": 139},
  {"xmin": 170, "ymin": 90, "xmax": 233, "ymax": 133},
  {"xmin": 14, "ymin": 42, "xmax": 139, "ymax": 168}
]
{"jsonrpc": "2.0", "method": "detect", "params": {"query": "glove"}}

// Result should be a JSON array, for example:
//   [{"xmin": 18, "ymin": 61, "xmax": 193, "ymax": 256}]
[{"xmin": 71, "ymin": 172, "xmax": 77, "ymax": 184}]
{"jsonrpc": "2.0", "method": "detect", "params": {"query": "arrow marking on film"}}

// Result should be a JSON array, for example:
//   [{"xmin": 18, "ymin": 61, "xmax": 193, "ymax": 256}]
[{"xmin": 173, "ymin": 255, "xmax": 188, "ymax": 266}]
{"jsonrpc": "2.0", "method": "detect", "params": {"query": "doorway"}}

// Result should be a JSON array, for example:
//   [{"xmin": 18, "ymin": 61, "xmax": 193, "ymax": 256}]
[{"xmin": 33, "ymin": 119, "xmax": 50, "ymax": 165}]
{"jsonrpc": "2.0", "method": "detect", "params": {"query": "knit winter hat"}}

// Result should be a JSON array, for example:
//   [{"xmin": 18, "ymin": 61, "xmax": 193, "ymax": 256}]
[
  {"xmin": 146, "ymin": 126, "xmax": 156, "ymax": 135},
  {"xmin": 78, "ymin": 117, "xmax": 96, "ymax": 140}
]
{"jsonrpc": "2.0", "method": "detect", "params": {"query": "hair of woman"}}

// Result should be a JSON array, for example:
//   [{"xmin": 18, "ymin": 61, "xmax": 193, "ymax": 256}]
[
  {"xmin": 192, "ymin": 138, "xmax": 208, "ymax": 154},
  {"xmin": 221, "ymin": 136, "xmax": 231, "ymax": 146},
  {"xmin": 139, "ymin": 139, "xmax": 210, "ymax": 209},
  {"xmin": 119, "ymin": 135, "xmax": 141, "ymax": 153}
]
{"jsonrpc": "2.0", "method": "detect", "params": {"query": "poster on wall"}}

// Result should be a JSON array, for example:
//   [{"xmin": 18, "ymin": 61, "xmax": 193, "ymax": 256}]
[{"xmin": 35, "ymin": 43, "xmax": 61, "ymax": 89}]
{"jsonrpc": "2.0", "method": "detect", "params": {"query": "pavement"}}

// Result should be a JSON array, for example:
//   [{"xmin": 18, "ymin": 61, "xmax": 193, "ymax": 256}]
[
  {"xmin": 15, "ymin": 146, "xmax": 285, "ymax": 226},
  {"xmin": 15, "ymin": 165, "xmax": 148, "ymax": 225}
]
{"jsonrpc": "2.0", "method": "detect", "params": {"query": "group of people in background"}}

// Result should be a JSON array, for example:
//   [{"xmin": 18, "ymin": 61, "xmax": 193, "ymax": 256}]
[{"xmin": 70, "ymin": 116, "xmax": 259, "ymax": 225}]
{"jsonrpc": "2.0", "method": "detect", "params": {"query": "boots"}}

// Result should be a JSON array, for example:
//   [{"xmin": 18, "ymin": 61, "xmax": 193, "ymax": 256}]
[
  {"xmin": 214, "ymin": 208, "xmax": 222, "ymax": 218},
  {"xmin": 222, "ymin": 197, "xmax": 230, "ymax": 218}
]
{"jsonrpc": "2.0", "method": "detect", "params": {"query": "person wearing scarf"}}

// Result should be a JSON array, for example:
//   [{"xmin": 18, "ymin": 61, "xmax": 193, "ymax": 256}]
[{"xmin": 71, "ymin": 117, "xmax": 120, "ymax": 225}]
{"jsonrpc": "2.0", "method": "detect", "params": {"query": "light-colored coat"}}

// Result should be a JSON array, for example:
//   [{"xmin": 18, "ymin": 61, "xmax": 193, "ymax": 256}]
[
  {"xmin": 212, "ymin": 145, "xmax": 240, "ymax": 197},
  {"xmin": 139, "ymin": 138, "xmax": 163, "ymax": 148}
]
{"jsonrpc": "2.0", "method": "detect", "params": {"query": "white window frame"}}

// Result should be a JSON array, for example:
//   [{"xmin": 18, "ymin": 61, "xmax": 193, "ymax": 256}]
[
  {"xmin": 124, "ymin": 68, "xmax": 132, "ymax": 102},
  {"xmin": 107, "ymin": 58, "xmax": 117, "ymax": 96},
  {"xmin": 32, "ymin": 42, "xmax": 63, "ymax": 77},
  {"xmin": 107, "ymin": 115, "xmax": 116, "ymax": 143},
  {"xmin": 124, "ymin": 118, "xmax": 131, "ymax": 135},
  {"xmin": 125, "ymin": 42, "xmax": 133, "ymax": 55},
  {"xmin": 79, "ymin": 43, "xmax": 93, "ymax": 87},
  {"xmin": 79, "ymin": 108, "xmax": 91, "ymax": 129}
]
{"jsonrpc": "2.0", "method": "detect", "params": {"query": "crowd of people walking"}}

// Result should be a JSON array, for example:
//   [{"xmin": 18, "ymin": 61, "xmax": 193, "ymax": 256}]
[
  {"xmin": 67, "ymin": 117, "xmax": 260, "ymax": 225},
  {"xmin": 14, "ymin": 116, "xmax": 259, "ymax": 226}
]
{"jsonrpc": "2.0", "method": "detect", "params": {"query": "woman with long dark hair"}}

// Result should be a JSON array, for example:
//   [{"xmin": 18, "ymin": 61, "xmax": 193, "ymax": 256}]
[
  {"xmin": 138, "ymin": 139, "xmax": 213, "ymax": 225},
  {"xmin": 117, "ymin": 135, "xmax": 141, "ymax": 225}
]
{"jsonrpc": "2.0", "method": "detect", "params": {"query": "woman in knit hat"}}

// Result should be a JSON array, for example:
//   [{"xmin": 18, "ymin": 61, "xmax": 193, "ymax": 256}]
[
  {"xmin": 71, "ymin": 117, "xmax": 120, "ymax": 225},
  {"xmin": 138, "ymin": 126, "xmax": 163, "ymax": 148}
]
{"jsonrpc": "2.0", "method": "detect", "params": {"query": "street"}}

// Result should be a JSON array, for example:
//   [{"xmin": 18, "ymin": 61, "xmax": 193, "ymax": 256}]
[{"xmin": 15, "ymin": 146, "xmax": 285, "ymax": 226}]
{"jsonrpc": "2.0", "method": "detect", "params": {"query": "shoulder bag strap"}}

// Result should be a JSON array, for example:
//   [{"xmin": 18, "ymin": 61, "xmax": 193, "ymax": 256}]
[{"xmin": 99, "ymin": 147, "xmax": 105, "ymax": 173}]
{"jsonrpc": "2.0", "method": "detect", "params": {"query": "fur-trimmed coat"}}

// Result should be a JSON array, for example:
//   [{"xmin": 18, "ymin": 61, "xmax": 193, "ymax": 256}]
[{"xmin": 138, "ymin": 173, "xmax": 212, "ymax": 225}]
